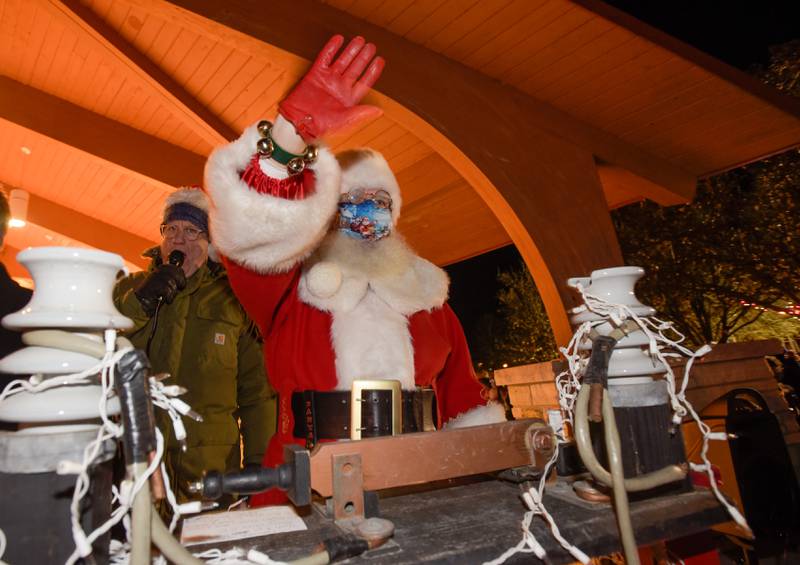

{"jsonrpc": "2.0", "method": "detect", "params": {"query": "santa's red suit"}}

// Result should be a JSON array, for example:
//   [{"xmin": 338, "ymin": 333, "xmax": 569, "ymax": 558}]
[{"xmin": 205, "ymin": 118, "xmax": 504, "ymax": 505}]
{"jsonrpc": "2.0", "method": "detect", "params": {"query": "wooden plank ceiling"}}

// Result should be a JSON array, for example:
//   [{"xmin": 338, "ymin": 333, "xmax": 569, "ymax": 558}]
[{"xmin": 1, "ymin": 0, "xmax": 798, "ymax": 279}]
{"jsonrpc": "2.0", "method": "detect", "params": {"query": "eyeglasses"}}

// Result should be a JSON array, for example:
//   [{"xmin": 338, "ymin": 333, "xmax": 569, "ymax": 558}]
[
  {"xmin": 339, "ymin": 188, "xmax": 392, "ymax": 209},
  {"xmin": 160, "ymin": 223, "xmax": 205, "ymax": 241}
]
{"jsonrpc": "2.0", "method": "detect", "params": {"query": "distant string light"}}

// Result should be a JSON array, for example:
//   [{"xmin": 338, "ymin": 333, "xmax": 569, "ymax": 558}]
[{"xmin": 740, "ymin": 300, "xmax": 800, "ymax": 319}]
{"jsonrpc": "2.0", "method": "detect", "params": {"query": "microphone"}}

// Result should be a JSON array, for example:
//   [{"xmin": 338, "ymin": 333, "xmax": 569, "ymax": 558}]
[
  {"xmin": 154, "ymin": 249, "xmax": 185, "ymax": 305},
  {"xmin": 168, "ymin": 249, "xmax": 185, "ymax": 268},
  {"xmin": 146, "ymin": 249, "xmax": 186, "ymax": 354}
]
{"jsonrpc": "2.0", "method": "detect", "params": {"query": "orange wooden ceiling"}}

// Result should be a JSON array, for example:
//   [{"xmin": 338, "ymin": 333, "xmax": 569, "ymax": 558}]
[
  {"xmin": 1, "ymin": 0, "xmax": 798, "ymax": 278},
  {"xmin": 321, "ymin": 0, "xmax": 800, "ymax": 175}
]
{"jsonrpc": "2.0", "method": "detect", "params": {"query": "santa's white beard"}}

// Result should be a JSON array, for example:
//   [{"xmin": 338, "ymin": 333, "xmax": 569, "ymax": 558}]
[
  {"xmin": 298, "ymin": 230, "xmax": 450, "ymax": 392},
  {"xmin": 331, "ymin": 290, "xmax": 416, "ymax": 391}
]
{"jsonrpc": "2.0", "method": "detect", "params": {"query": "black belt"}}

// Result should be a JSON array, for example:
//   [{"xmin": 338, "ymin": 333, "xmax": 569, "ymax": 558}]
[{"xmin": 291, "ymin": 383, "xmax": 436, "ymax": 449}]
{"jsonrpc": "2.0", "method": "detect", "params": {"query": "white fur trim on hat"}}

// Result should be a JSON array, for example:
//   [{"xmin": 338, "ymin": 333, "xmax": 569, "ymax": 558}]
[
  {"xmin": 164, "ymin": 186, "xmax": 210, "ymax": 215},
  {"xmin": 163, "ymin": 187, "xmax": 219, "ymax": 262},
  {"xmin": 204, "ymin": 122, "xmax": 341, "ymax": 273},
  {"xmin": 337, "ymin": 149, "xmax": 402, "ymax": 225}
]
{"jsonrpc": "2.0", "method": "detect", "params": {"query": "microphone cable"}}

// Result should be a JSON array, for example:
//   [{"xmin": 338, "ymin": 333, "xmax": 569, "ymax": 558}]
[{"xmin": 146, "ymin": 250, "xmax": 185, "ymax": 357}]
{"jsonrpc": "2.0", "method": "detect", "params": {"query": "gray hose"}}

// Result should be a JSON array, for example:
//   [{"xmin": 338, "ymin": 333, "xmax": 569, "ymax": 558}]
[
  {"xmin": 602, "ymin": 390, "xmax": 640, "ymax": 565},
  {"xmin": 150, "ymin": 510, "xmax": 205, "ymax": 565},
  {"xmin": 129, "ymin": 462, "xmax": 152, "ymax": 565},
  {"xmin": 573, "ymin": 385, "xmax": 686, "ymax": 491}
]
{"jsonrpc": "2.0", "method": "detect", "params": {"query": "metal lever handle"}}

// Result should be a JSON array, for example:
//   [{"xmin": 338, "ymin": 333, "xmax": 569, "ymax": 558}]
[{"xmin": 190, "ymin": 445, "xmax": 311, "ymax": 506}]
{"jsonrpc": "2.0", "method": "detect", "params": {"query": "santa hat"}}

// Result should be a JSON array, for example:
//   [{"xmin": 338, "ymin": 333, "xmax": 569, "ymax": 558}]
[
  {"xmin": 163, "ymin": 186, "xmax": 219, "ymax": 262},
  {"xmin": 337, "ymin": 149, "xmax": 402, "ymax": 225}
]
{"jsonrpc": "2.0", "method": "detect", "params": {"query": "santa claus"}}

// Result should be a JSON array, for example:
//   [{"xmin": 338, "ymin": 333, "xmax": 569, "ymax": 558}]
[{"xmin": 205, "ymin": 35, "xmax": 504, "ymax": 505}]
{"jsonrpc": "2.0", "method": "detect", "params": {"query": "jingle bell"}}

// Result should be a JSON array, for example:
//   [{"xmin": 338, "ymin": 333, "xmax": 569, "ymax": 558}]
[
  {"xmin": 257, "ymin": 120, "xmax": 273, "ymax": 137},
  {"xmin": 256, "ymin": 137, "xmax": 274, "ymax": 157},
  {"xmin": 287, "ymin": 157, "xmax": 306, "ymax": 175},
  {"xmin": 303, "ymin": 145, "xmax": 318, "ymax": 164}
]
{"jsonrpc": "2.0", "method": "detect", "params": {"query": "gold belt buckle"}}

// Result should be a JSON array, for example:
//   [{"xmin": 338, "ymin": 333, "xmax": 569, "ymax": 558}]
[{"xmin": 350, "ymin": 379, "xmax": 403, "ymax": 440}]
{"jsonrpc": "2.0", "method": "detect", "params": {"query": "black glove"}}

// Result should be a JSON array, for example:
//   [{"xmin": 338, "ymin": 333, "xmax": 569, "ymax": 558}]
[{"xmin": 134, "ymin": 264, "xmax": 186, "ymax": 316}]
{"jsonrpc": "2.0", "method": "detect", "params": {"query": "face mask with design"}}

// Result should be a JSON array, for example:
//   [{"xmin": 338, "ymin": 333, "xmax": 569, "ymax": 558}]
[{"xmin": 337, "ymin": 189, "xmax": 393, "ymax": 242}]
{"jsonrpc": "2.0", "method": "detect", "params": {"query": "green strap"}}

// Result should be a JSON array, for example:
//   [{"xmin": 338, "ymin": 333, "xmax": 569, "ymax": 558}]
[{"xmin": 269, "ymin": 137, "xmax": 303, "ymax": 165}]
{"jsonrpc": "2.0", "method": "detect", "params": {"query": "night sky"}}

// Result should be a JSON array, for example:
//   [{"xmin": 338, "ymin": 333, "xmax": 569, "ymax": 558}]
[
  {"xmin": 603, "ymin": 0, "xmax": 800, "ymax": 71},
  {"xmin": 445, "ymin": 1, "xmax": 800, "ymax": 352}
]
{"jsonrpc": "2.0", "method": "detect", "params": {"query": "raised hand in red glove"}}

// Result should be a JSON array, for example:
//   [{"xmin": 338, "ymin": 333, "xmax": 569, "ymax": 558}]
[{"xmin": 278, "ymin": 35, "xmax": 385, "ymax": 142}]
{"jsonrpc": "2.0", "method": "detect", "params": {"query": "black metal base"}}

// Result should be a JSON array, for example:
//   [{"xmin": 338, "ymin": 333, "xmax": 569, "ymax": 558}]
[
  {"xmin": 0, "ymin": 462, "xmax": 113, "ymax": 564},
  {"xmin": 613, "ymin": 402, "xmax": 693, "ymax": 499}
]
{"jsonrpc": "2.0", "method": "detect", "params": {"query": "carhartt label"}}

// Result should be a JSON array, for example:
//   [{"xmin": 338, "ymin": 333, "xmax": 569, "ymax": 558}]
[{"xmin": 214, "ymin": 333, "xmax": 225, "ymax": 345}]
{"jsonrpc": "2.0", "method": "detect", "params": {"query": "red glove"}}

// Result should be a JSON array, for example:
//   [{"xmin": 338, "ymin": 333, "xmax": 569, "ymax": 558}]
[{"xmin": 279, "ymin": 35, "xmax": 385, "ymax": 142}]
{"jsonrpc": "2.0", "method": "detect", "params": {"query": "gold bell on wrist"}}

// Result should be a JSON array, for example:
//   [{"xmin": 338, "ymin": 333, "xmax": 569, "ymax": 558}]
[
  {"xmin": 256, "ymin": 136, "xmax": 274, "ymax": 157},
  {"xmin": 255, "ymin": 119, "xmax": 318, "ymax": 176}
]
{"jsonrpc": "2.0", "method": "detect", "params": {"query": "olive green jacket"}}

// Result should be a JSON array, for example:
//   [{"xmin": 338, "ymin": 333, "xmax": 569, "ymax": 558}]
[{"xmin": 114, "ymin": 250, "xmax": 275, "ymax": 500}]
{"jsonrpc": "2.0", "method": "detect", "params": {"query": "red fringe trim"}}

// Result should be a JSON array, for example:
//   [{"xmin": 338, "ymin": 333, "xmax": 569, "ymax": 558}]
[{"xmin": 239, "ymin": 153, "xmax": 315, "ymax": 200}]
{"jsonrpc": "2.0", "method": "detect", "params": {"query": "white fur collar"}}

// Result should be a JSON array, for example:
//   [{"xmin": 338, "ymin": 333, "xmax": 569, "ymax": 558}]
[{"xmin": 298, "ymin": 231, "xmax": 449, "ymax": 315}]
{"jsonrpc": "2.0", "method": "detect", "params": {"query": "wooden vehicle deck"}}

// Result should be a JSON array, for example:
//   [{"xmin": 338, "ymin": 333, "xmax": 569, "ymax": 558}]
[{"xmin": 200, "ymin": 478, "xmax": 729, "ymax": 563}]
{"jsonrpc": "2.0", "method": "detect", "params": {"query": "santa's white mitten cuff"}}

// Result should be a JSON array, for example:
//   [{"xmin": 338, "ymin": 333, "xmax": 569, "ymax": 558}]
[{"xmin": 444, "ymin": 402, "xmax": 507, "ymax": 429}]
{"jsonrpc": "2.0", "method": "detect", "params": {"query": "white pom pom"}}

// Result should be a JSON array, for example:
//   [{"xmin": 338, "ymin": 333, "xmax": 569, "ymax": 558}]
[{"xmin": 306, "ymin": 261, "xmax": 343, "ymax": 298}]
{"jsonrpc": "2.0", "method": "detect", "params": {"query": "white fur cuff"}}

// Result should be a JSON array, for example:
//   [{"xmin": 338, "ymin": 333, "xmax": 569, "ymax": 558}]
[
  {"xmin": 445, "ymin": 402, "xmax": 507, "ymax": 429},
  {"xmin": 204, "ymin": 123, "xmax": 342, "ymax": 273}
]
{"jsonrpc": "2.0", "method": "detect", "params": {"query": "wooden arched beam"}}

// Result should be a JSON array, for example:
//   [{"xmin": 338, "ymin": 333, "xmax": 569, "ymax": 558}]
[
  {"xmin": 0, "ymin": 76, "xmax": 206, "ymax": 190},
  {"xmin": 166, "ymin": 0, "xmax": 699, "ymax": 343},
  {"xmin": 377, "ymin": 97, "xmax": 615, "ymax": 344}
]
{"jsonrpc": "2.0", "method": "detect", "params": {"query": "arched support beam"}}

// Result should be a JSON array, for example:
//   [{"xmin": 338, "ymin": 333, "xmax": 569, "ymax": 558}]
[
  {"xmin": 597, "ymin": 163, "xmax": 688, "ymax": 209},
  {"xmin": 377, "ymin": 98, "xmax": 619, "ymax": 344},
  {"xmin": 0, "ymin": 76, "xmax": 206, "ymax": 189},
  {"xmin": 166, "ymin": 0, "xmax": 700, "ymax": 344}
]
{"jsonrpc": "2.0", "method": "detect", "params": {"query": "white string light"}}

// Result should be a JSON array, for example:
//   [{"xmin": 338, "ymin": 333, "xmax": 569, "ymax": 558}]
[
  {"xmin": 488, "ymin": 278, "xmax": 751, "ymax": 565},
  {"xmin": 484, "ymin": 439, "xmax": 590, "ymax": 564},
  {"xmin": 558, "ymin": 284, "xmax": 749, "ymax": 531},
  {"xmin": 4, "ymin": 277, "xmax": 748, "ymax": 562},
  {"xmin": 0, "ymin": 340, "xmax": 243, "ymax": 564}
]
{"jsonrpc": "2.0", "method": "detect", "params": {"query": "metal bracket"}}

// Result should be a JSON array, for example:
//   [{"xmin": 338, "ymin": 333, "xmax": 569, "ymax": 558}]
[
  {"xmin": 331, "ymin": 452, "xmax": 365, "ymax": 523},
  {"xmin": 525, "ymin": 421, "xmax": 556, "ymax": 469}
]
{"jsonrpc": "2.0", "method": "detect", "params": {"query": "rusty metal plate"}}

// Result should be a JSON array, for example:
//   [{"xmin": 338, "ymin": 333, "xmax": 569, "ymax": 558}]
[
  {"xmin": 310, "ymin": 419, "xmax": 552, "ymax": 497},
  {"xmin": 331, "ymin": 453, "xmax": 365, "ymax": 522}
]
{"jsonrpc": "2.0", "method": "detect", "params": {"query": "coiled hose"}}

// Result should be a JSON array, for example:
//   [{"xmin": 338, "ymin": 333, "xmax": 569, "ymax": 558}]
[{"xmin": 573, "ymin": 336, "xmax": 687, "ymax": 565}]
